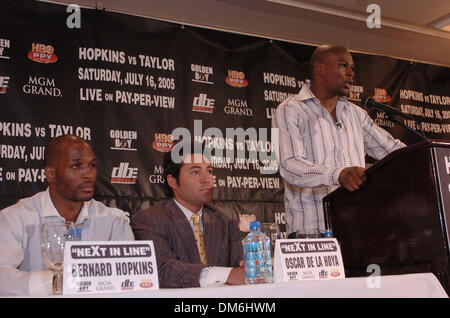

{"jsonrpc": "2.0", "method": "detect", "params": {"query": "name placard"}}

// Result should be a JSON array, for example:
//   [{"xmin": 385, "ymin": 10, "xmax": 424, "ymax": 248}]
[
  {"xmin": 63, "ymin": 241, "xmax": 159, "ymax": 295},
  {"xmin": 273, "ymin": 238, "xmax": 345, "ymax": 283}
]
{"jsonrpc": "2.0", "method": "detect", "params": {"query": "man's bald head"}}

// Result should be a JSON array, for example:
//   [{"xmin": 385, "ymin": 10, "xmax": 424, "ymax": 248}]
[
  {"xmin": 310, "ymin": 44, "xmax": 350, "ymax": 78},
  {"xmin": 44, "ymin": 134, "xmax": 91, "ymax": 167}
]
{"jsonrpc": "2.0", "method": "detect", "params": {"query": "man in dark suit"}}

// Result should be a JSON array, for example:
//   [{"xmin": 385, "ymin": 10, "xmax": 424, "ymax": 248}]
[{"xmin": 131, "ymin": 144, "xmax": 245, "ymax": 288}]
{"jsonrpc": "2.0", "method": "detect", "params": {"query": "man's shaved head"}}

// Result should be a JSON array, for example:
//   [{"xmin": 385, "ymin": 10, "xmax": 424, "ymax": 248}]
[
  {"xmin": 310, "ymin": 44, "xmax": 350, "ymax": 78},
  {"xmin": 308, "ymin": 44, "xmax": 355, "ymax": 98},
  {"xmin": 44, "ymin": 134, "xmax": 89, "ymax": 167}
]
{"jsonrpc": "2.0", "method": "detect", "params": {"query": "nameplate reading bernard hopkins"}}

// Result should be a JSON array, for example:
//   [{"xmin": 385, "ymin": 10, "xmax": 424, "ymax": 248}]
[
  {"xmin": 273, "ymin": 238, "xmax": 345, "ymax": 283},
  {"xmin": 63, "ymin": 241, "xmax": 159, "ymax": 295}
]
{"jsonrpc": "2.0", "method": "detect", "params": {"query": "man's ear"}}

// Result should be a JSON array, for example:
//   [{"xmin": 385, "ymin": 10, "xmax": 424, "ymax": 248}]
[
  {"xmin": 314, "ymin": 61, "xmax": 324, "ymax": 76},
  {"xmin": 44, "ymin": 166, "xmax": 55, "ymax": 183},
  {"xmin": 167, "ymin": 174, "xmax": 178, "ymax": 192}
]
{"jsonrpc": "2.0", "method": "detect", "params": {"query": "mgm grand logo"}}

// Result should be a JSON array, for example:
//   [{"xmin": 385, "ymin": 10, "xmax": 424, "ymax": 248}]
[
  {"xmin": 224, "ymin": 98, "xmax": 253, "ymax": 116},
  {"xmin": 22, "ymin": 76, "xmax": 62, "ymax": 97}
]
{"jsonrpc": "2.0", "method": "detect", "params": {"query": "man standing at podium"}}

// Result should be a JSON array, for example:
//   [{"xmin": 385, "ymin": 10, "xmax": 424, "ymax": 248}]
[{"xmin": 272, "ymin": 44, "xmax": 405, "ymax": 238}]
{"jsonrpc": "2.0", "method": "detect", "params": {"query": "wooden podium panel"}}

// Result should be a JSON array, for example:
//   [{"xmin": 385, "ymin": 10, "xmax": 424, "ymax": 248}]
[{"xmin": 323, "ymin": 141, "xmax": 450, "ymax": 294}]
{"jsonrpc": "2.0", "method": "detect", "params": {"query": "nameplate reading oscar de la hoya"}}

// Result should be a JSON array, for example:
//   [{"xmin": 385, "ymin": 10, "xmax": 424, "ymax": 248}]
[
  {"xmin": 63, "ymin": 241, "xmax": 159, "ymax": 295},
  {"xmin": 273, "ymin": 239, "xmax": 345, "ymax": 283}
]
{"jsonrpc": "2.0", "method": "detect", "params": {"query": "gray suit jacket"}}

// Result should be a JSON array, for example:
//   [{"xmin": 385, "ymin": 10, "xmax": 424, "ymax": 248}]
[{"xmin": 131, "ymin": 199, "xmax": 243, "ymax": 288}]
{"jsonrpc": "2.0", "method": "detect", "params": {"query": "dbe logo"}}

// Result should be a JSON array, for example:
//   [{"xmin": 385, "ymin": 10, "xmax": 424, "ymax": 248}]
[
  {"xmin": 111, "ymin": 162, "xmax": 138, "ymax": 184},
  {"xmin": 28, "ymin": 43, "xmax": 58, "ymax": 63},
  {"xmin": 226, "ymin": 70, "xmax": 248, "ymax": 88},
  {"xmin": 0, "ymin": 76, "xmax": 10, "ymax": 94},
  {"xmin": 152, "ymin": 133, "xmax": 174, "ymax": 152},
  {"xmin": 192, "ymin": 93, "xmax": 215, "ymax": 113},
  {"xmin": 319, "ymin": 270, "xmax": 328, "ymax": 279},
  {"xmin": 121, "ymin": 279, "xmax": 134, "ymax": 291}
]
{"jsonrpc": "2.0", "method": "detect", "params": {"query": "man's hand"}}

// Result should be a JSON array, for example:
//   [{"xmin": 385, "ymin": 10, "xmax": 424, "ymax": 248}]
[
  {"xmin": 226, "ymin": 261, "xmax": 245, "ymax": 285},
  {"xmin": 338, "ymin": 167, "xmax": 366, "ymax": 192}
]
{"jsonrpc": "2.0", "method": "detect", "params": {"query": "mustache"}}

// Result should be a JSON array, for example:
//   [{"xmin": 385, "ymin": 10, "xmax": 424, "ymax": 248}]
[{"xmin": 78, "ymin": 181, "xmax": 95, "ymax": 188}]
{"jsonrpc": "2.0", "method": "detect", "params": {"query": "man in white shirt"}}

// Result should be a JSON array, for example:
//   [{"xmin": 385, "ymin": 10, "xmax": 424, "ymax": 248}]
[
  {"xmin": 273, "ymin": 44, "xmax": 406, "ymax": 237},
  {"xmin": 131, "ymin": 144, "xmax": 245, "ymax": 288},
  {"xmin": 0, "ymin": 134, "xmax": 134, "ymax": 296}
]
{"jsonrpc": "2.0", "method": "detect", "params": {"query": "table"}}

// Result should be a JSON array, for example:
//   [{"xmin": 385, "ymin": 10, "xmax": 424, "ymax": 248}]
[{"xmin": 58, "ymin": 273, "xmax": 447, "ymax": 298}]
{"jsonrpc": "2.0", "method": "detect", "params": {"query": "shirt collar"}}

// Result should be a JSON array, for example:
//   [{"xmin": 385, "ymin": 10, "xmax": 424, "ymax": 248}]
[
  {"xmin": 173, "ymin": 198, "xmax": 203, "ymax": 221},
  {"xmin": 42, "ymin": 188, "xmax": 62, "ymax": 219},
  {"xmin": 42, "ymin": 188, "xmax": 91, "ymax": 225},
  {"xmin": 298, "ymin": 83, "xmax": 349, "ymax": 105},
  {"xmin": 298, "ymin": 83, "xmax": 317, "ymax": 101},
  {"xmin": 76, "ymin": 202, "xmax": 90, "ymax": 225}
]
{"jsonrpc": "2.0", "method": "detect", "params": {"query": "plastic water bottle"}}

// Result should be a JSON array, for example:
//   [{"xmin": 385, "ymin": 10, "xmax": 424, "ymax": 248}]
[
  {"xmin": 242, "ymin": 221, "xmax": 273, "ymax": 284},
  {"xmin": 320, "ymin": 228, "xmax": 334, "ymax": 238},
  {"xmin": 322, "ymin": 202, "xmax": 334, "ymax": 238}
]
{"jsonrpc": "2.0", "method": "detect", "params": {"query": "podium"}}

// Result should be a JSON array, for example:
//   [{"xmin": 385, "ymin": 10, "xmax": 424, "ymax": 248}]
[{"xmin": 323, "ymin": 140, "xmax": 450, "ymax": 294}]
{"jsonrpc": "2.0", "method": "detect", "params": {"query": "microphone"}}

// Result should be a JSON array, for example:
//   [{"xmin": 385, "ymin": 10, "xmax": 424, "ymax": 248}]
[
  {"xmin": 336, "ymin": 122, "xmax": 342, "ymax": 129},
  {"xmin": 361, "ymin": 96, "xmax": 403, "ymax": 116}
]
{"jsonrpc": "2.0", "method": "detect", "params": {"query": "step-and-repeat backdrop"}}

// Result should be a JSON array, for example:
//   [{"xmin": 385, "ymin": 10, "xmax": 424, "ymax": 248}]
[{"xmin": 1, "ymin": 1, "xmax": 449, "ymax": 235}]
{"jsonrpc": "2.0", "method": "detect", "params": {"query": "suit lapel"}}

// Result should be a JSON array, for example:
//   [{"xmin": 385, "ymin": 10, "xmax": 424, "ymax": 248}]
[
  {"xmin": 166, "ymin": 199, "xmax": 200, "ymax": 264},
  {"xmin": 203, "ymin": 206, "xmax": 221, "ymax": 264}
]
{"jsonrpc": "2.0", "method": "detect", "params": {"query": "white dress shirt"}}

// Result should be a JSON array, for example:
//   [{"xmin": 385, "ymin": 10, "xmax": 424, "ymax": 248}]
[
  {"xmin": 0, "ymin": 189, "xmax": 134, "ymax": 296},
  {"xmin": 273, "ymin": 84, "xmax": 406, "ymax": 234},
  {"xmin": 173, "ymin": 199, "xmax": 233, "ymax": 287}
]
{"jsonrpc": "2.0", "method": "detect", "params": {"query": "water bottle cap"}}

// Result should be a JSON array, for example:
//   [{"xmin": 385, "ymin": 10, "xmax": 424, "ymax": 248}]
[{"xmin": 249, "ymin": 221, "xmax": 260, "ymax": 231}]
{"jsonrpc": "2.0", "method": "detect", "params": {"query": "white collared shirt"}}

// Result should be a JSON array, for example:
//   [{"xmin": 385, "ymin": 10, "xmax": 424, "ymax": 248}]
[
  {"xmin": 41, "ymin": 186, "xmax": 90, "ymax": 225},
  {"xmin": 173, "ymin": 199, "xmax": 233, "ymax": 287},
  {"xmin": 0, "ymin": 189, "xmax": 134, "ymax": 296},
  {"xmin": 273, "ymin": 84, "xmax": 406, "ymax": 234},
  {"xmin": 173, "ymin": 199, "xmax": 204, "ymax": 231}
]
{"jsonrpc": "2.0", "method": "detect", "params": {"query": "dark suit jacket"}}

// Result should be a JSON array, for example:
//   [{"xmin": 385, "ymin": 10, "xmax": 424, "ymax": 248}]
[{"xmin": 131, "ymin": 199, "xmax": 244, "ymax": 288}]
